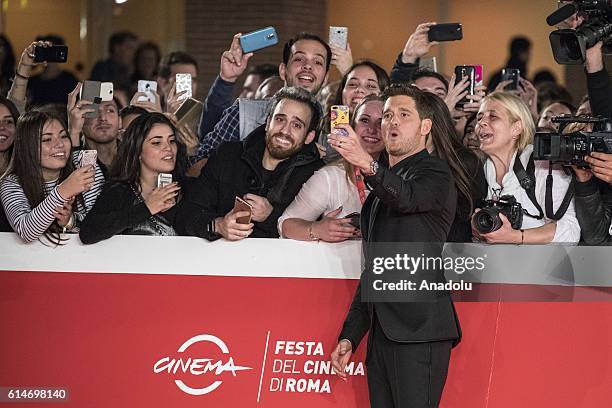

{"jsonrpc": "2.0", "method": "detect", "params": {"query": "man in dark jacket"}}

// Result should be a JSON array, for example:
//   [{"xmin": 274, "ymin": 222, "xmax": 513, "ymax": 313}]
[
  {"xmin": 329, "ymin": 85, "xmax": 460, "ymax": 407},
  {"xmin": 572, "ymin": 41, "xmax": 612, "ymax": 245},
  {"xmin": 175, "ymin": 87, "xmax": 323, "ymax": 240}
]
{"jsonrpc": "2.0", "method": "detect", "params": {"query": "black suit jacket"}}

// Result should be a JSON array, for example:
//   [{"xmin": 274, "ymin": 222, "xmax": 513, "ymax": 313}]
[{"xmin": 339, "ymin": 149, "xmax": 461, "ymax": 351}]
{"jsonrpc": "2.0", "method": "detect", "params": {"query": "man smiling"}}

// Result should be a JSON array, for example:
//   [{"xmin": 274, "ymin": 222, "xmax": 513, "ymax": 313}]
[
  {"xmin": 192, "ymin": 33, "xmax": 331, "ymax": 162},
  {"xmin": 175, "ymin": 87, "xmax": 323, "ymax": 240}
]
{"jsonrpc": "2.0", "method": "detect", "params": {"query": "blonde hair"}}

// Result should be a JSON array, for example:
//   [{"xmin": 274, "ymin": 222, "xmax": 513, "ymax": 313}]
[{"xmin": 483, "ymin": 91, "xmax": 535, "ymax": 153}]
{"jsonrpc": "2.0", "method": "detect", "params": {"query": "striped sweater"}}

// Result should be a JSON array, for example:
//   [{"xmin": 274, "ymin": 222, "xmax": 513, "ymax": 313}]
[{"xmin": 0, "ymin": 153, "xmax": 104, "ymax": 242}]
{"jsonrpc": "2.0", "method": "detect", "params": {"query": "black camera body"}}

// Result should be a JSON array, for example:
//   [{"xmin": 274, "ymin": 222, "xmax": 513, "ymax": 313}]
[
  {"xmin": 548, "ymin": 0, "xmax": 612, "ymax": 64},
  {"xmin": 533, "ymin": 115, "xmax": 612, "ymax": 168},
  {"xmin": 473, "ymin": 195, "xmax": 524, "ymax": 234}
]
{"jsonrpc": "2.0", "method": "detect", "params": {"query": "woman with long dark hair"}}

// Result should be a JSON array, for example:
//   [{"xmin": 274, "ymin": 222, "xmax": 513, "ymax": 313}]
[
  {"xmin": 79, "ymin": 112, "xmax": 187, "ymax": 243},
  {"xmin": 0, "ymin": 108, "xmax": 103, "ymax": 243},
  {"xmin": 0, "ymin": 35, "xmax": 16, "ymax": 97},
  {"xmin": 420, "ymin": 91, "xmax": 487, "ymax": 242},
  {"xmin": 319, "ymin": 61, "xmax": 390, "ymax": 161},
  {"xmin": 0, "ymin": 97, "xmax": 20, "ymax": 231}
]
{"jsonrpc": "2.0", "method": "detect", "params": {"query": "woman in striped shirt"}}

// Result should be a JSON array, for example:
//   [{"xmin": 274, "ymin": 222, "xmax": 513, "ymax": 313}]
[{"xmin": 0, "ymin": 108, "xmax": 104, "ymax": 244}]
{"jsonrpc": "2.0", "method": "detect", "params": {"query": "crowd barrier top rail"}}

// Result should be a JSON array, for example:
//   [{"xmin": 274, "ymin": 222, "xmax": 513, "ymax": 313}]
[{"xmin": 1, "ymin": 232, "xmax": 611, "ymax": 287}]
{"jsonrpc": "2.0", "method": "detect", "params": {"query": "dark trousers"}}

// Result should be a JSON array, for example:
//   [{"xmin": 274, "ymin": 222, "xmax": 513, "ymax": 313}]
[{"xmin": 366, "ymin": 314, "xmax": 452, "ymax": 408}]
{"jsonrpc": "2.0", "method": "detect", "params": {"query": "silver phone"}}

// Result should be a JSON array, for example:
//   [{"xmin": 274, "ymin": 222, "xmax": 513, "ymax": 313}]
[{"xmin": 329, "ymin": 26, "xmax": 348, "ymax": 50}]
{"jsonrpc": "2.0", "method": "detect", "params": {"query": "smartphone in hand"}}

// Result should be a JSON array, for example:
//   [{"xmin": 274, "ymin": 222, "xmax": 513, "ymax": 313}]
[
  {"xmin": 344, "ymin": 212, "xmax": 360, "ymax": 229},
  {"xmin": 454, "ymin": 65, "xmax": 476, "ymax": 108},
  {"xmin": 175, "ymin": 73, "xmax": 192, "ymax": 101},
  {"xmin": 239, "ymin": 27, "xmax": 278, "ymax": 53},
  {"xmin": 34, "ymin": 45, "xmax": 68, "ymax": 63},
  {"xmin": 233, "ymin": 196, "xmax": 253, "ymax": 224},
  {"xmin": 428, "ymin": 23, "xmax": 463, "ymax": 42},
  {"xmin": 501, "ymin": 68, "xmax": 520, "ymax": 91},
  {"xmin": 329, "ymin": 26, "xmax": 348, "ymax": 49},
  {"xmin": 138, "ymin": 80, "xmax": 158, "ymax": 103},
  {"xmin": 78, "ymin": 150, "xmax": 97, "ymax": 168},
  {"xmin": 331, "ymin": 105, "xmax": 350, "ymax": 136},
  {"xmin": 157, "ymin": 173, "xmax": 173, "ymax": 188}
]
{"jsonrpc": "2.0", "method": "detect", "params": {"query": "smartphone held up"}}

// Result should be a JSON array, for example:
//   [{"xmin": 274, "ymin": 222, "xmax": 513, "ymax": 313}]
[
  {"xmin": 175, "ymin": 73, "xmax": 192, "ymax": 101},
  {"xmin": 79, "ymin": 81, "xmax": 114, "ymax": 118},
  {"xmin": 34, "ymin": 45, "xmax": 68, "ymax": 63},
  {"xmin": 501, "ymin": 68, "xmax": 520, "ymax": 91},
  {"xmin": 137, "ymin": 80, "xmax": 158, "ymax": 103},
  {"xmin": 239, "ymin": 27, "xmax": 278, "ymax": 53},
  {"xmin": 329, "ymin": 26, "xmax": 348, "ymax": 49},
  {"xmin": 331, "ymin": 105, "xmax": 350, "ymax": 137}
]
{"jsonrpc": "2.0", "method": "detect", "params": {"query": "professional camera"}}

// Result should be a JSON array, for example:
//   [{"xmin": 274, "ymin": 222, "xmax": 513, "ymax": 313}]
[
  {"xmin": 547, "ymin": 0, "xmax": 612, "ymax": 64},
  {"xmin": 473, "ymin": 195, "xmax": 524, "ymax": 234},
  {"xmin": 533, "ymin": 115, "xmax": 612, "ymax": 168}
]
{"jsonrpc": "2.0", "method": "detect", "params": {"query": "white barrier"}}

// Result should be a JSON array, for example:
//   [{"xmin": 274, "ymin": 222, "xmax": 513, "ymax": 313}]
[{"xmin": 1, "ymin": 232, "xmax": 611, "ymax": 287}]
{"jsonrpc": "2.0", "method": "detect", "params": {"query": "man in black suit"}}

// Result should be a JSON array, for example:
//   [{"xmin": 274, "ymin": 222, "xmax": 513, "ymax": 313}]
[{"xmin": 328, "ymin": 84, "xmax": 461, "ymax": 407}]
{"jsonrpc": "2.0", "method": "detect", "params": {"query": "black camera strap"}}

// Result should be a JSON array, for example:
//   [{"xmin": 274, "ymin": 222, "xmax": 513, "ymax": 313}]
[
  {"xmin": 513, "ymin": 154, "xmax": 544, "ymax": 220},
  {"xmin": 545, "ymin": 162, "xmax": 575, "ymax": 221},
  {"xmin": 513, "ymin": 152, "xmax": 574, "ymax": 221}
]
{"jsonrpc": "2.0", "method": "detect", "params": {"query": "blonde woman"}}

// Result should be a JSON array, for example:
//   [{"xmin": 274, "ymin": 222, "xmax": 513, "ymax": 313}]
[{"xmin": 473, "ymin": 91, "xmax": 580, "ymax": 244}]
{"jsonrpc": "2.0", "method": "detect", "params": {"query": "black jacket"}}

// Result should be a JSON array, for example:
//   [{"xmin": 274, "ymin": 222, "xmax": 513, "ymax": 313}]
[
  {"xmin": 586, "ymin": 67, "xmax": 612, "ymax": 120},
  {"xmin": 573, "ymin": 67, "xmax": 612, "ymax": 245},
  {"xmin": 448, "ymin": 148, "xmax": 487, "ymax": 242},
  {"xmin": 79, "ymin": 181, "xmax": 179, "ymax": 244},
  {"xmin": 175, "ymin": 124, "xmax": 323, "ymax": 239},
  {"xmin": 574, "ymin": 177, "xmax": 612, "ymax": 245},
  {"xmin": 390, "ymin": 53, "xmax": 420, "ymax": 85},
  {"xmin": 339, "ymin": 149, "xmax": 461, "ymax": 351}
]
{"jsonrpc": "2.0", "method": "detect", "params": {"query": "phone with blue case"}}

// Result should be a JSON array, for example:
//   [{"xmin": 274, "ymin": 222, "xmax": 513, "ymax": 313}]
[{"xmin": 239, "ymin": 27, "xmax": 278, "ymax": 53}]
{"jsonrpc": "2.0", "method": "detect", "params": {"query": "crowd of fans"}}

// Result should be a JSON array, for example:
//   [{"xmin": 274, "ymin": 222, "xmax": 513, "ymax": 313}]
[{"xmin": 0, "ymin": 13, "xmax": 611, "ymax": 247}]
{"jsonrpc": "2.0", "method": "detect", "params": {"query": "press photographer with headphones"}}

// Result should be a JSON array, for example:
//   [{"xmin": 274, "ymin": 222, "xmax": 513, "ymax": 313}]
[{"xmin": 473, "ymin": 92, "xmax": 580, "ymax": 244}]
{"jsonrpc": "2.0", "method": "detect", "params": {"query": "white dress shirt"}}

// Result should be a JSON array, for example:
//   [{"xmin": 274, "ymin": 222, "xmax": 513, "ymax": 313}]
[
  {"xmin": 278, "ymin": 163, "xmax": 366, "ymax": 237},
  {"xmin": 483, "ymin": 144, "xmax": 580, "ymax": 243}
]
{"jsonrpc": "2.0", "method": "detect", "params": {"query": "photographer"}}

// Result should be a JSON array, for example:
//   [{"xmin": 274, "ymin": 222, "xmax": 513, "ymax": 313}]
[
  {"xmin": 571, "ymin": 38, "xmax": 612, "ymax": 244},
  {"xmin": 474, "ymin": 92, "xmax": 580, "ymax": 244}
]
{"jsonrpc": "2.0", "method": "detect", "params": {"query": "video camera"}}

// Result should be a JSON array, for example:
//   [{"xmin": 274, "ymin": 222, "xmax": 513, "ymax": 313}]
[
  {"xmin": 547, "ymin": 0, "xmax": 612, "ymax": 64},
  {"xmin": 533, "ymin": 115, "xmax": 612, "ymax": 168}
]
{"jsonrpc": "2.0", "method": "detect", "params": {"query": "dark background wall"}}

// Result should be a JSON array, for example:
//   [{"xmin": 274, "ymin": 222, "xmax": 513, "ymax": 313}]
[{"xmin": 185, "ymin": 0, "xmax": 327, "ymax": 98}]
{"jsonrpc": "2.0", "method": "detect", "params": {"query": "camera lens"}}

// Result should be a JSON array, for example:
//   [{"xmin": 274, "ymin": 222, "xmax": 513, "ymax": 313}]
[{"xmin": 473, "ymin": 207, "xmax": 503, "ymax": 234}]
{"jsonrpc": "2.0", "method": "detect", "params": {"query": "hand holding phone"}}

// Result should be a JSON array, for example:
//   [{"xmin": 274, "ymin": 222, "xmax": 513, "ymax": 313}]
[
  {"xmin": 344, "ymin": 212, "xmax": 361, "ymax": 229},
  {"xmin": 233, "ymin": 196, "xmax": 253, "ymax": 224},
  {"xmin": 220, "ymin": 33, "xmax": 254, "ymax": 83},
  {"xmin": 501, "ymin": 68, "xmax": 520, "ymax": 91},
  {"xmin": 454, "ymin": 66, "xmax": 476, "ymax": 108}
]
